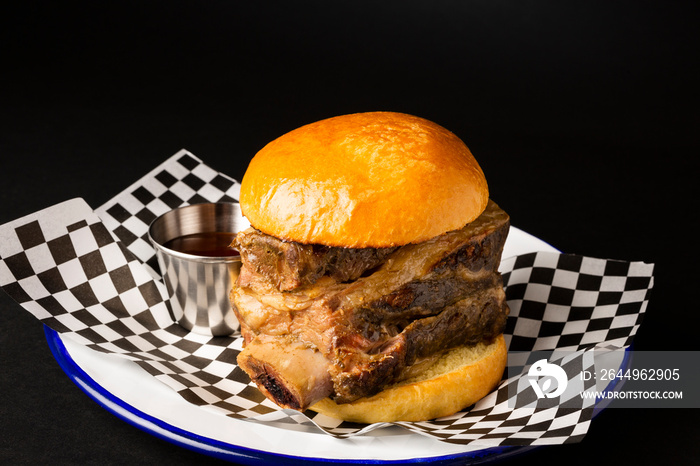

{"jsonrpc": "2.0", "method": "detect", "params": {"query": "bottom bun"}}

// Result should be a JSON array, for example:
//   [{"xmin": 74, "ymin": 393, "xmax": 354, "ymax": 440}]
[{"xmin": 309, "ymin": 334, "xmax": 507, "ymax": 423}]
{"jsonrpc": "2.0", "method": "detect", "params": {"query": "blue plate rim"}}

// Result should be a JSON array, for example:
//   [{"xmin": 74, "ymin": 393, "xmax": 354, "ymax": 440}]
[
  {"xmin": 45, "ymin": 325, "xmax": 537, "ymax": 465},
  {"xmin": 45, "ymin": 326, "xmax": 631, "ymax": 464}
]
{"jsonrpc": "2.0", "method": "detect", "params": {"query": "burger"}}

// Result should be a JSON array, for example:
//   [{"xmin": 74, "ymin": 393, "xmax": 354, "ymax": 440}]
[{"xmin": 229, "ymin": 112, "xmax": 509, "ymax": 423}]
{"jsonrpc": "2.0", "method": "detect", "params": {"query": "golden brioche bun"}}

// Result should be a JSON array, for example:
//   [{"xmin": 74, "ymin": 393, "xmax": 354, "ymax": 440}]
[
  {"xmin": 239, "ymin": 112, "xmax": 489, "ymax": 248},
  {"xmin": 309, "ymin": 334, "xmax": 507, "ymax": 423}
]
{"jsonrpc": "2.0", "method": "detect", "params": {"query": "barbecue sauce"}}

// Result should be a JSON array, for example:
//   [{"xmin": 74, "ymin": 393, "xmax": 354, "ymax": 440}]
[{"xmin": 163, "ymin": 232, "xmax": 239, "ymax": 258}]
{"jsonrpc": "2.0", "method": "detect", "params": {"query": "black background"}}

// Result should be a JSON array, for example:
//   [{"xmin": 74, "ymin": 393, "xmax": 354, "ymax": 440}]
[{"xmin": 1, "ymin": 1, "xmax": 699, "ymax": 464}]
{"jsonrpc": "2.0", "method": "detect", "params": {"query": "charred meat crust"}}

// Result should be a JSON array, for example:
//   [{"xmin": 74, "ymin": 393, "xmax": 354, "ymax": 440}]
[
  {"xmin": 234, "ymin": 229, "xmax": 397, "ymax": 292},
  {"xmin": 244, "ymin": 358, "xmax": 303, "ymax": 411},
  {"xmin": 331, "ymin": 290, "xmax": 508, "ymax": 403},
  {"xmin": 339, "ymin": 273, "xmax": 504, "ymax": 343}
]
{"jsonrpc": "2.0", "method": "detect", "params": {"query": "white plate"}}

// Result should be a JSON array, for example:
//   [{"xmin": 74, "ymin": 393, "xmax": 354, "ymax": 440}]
[{"xmin": 47, "ymin": 227, "xmax": 564, "ymax": 464}]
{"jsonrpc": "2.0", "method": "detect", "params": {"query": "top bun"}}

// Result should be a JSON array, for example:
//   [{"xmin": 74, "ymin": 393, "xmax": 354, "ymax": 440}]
[{"xmin": 239, "ymin": 112, "xmax": 489, "ymax": 248}]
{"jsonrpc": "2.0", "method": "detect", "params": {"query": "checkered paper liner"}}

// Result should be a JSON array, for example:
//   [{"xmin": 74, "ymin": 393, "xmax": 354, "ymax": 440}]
[{"xmin": 0, "ymin": 150, "xmax": 655, "ymax": 447}]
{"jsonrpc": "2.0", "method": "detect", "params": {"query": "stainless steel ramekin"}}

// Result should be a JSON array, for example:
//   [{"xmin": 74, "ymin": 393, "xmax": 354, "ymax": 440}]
[{"xmin": 148, "ymin": 202, "xmax": 249, "ymax": 336}]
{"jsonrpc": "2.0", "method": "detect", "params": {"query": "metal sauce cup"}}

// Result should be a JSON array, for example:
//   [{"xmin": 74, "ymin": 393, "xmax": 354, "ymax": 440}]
[{"xmin": 148, "ymin": 202, "xmax": 249, "ymax": 336}]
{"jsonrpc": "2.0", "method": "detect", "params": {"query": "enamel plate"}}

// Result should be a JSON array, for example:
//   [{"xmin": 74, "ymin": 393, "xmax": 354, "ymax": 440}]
[{"xmin": 46, "ymin": 227, "xmax": 600, "ymax": 464}]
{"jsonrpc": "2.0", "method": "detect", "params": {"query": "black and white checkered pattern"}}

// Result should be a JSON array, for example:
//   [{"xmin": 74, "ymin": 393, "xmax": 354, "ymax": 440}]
[
  {"xmin": 501, "ymin": 252, "xmax": 653, "ymax": 353},
  {"xmin": 96, "ymin": 149, "xmax": 240, "ymax": 276},
  {"xmin": 0, "ymin": 150, "xmax": 655, "ymax": 446}
]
